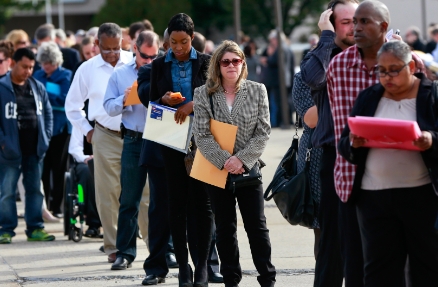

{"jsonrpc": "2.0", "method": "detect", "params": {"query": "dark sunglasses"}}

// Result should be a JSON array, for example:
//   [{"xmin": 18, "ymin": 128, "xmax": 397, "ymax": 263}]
[
  {"xmin": 138, "ymin": 50, "xmax": 157, "ymax": 60},
  {"xmin": 219, "ymin": 58, "xmax": 243, "ymax": 67}
]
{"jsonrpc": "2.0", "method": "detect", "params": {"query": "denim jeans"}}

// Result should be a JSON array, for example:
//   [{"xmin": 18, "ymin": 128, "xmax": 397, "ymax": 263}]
[
  {"xmin": 116, "ymin": 134, "xmax": 148, "ymax": 262},
  {"xmin": 0, "ymin": 155, "xmax": 44, "ymax": 237}
]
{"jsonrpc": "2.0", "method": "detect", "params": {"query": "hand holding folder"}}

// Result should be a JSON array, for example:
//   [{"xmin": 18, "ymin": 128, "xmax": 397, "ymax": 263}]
[
  {"xmin": 124, "ymin": 80, "xmax": 141, "ymax": 106},
  {"xmin": 190, "ymin": 120, "xmax": 238, "ymax": 188}
]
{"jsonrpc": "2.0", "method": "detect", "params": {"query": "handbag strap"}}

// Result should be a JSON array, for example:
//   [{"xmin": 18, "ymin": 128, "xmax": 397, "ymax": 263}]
[{"xmin": 209, "ymin": 95, "xmax": 215, "ymax": 120}]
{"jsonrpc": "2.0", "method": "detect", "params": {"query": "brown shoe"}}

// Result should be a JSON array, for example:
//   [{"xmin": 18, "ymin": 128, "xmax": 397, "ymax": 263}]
[{"xmin": 108, "ymin": 252, "xmax": 117, "ymax": 263}]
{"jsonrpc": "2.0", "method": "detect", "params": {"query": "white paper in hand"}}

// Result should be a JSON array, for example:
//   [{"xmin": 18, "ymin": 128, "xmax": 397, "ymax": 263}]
[
  {"xmin": 385, "ymin": 29, "xmax": 393, "ymax": 41},
  {"xmin": 143, "ymin": 102, "xmax": 193, "ymax": 153}
]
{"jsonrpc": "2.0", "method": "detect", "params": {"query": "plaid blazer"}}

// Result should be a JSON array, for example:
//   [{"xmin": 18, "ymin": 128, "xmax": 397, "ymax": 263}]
[{"xmin": 193, "ymin": 80, "xmax": 271, "ymax": 170}]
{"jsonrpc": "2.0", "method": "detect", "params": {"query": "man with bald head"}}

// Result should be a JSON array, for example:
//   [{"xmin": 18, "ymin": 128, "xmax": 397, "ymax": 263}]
[{"xmin": 327, "ymin": 0, "xmax": 424, "ymax": 285}]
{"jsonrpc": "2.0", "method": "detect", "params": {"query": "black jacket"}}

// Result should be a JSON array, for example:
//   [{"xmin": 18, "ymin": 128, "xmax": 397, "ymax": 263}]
[
  {"xmin": 338, "ymin": 74, "xmax": 438, "ymax": 196},
  {"xmin": 148, "ymin": 51, "xmax": 210, "ymax": 106}
]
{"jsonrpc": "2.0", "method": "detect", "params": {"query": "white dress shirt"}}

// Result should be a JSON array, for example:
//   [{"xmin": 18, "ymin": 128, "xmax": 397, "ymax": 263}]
[
  {"xmin": 65, "ymin": 51, "xmax": 133, "ymax": 135},
  {"xmin": 68, "ymin": 126, "xmax": 88, "ymax": 163}
]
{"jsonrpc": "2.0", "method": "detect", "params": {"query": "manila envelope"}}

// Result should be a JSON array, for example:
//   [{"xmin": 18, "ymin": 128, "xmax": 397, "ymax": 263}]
[
  {"xmin": 190, "ymin": 119, "xmax": 238, "ymax": 188},
  {"xmin": 124, "ymin": 80, "xmax": 141, "ymax": 106}
]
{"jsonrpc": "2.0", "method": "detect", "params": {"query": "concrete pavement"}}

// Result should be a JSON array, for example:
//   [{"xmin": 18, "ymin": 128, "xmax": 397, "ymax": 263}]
[{"xmin": 0, "ymin": 128, "xmax": 318, "ymax": 287}]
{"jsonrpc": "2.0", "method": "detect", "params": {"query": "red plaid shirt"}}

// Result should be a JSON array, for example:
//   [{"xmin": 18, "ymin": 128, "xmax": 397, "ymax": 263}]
[{"xmin": 327, "ymin": 45, "xmax": 425, "ymax": 202}]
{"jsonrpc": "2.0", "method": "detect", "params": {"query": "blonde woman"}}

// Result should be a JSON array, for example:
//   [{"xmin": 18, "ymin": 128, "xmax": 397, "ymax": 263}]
[{"xmin": 193, "ymin": 40, "xmax": 276, "ymax": 287}]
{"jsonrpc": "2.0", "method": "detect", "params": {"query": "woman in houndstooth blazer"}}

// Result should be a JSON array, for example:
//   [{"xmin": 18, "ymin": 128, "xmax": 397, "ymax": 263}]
[{"xmin": 193, "ymin": 40, "xmax": 276, "ymax": 287}]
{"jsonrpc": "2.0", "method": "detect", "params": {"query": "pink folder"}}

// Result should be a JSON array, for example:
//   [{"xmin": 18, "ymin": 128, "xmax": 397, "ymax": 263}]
[{"xmin": 348, "ymin": 116, "xmax": 422, "ymax": 151}]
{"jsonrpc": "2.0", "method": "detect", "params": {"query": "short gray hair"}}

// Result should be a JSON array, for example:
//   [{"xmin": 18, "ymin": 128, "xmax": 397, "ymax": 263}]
[
  {"xmin": 34, "ymin": 24, "xmax": 55, "ymax": 41},
  {"xmin": 36, "ymin": 41, "xmax": 63, "ymax": 66},
  {"xmin": 55, "ymin": 29, "xmax": 66, "ymax": 42},
  {"xmin": 377, "ymin": 41, "xmax": 412, "ymax": 63},
  {"xmin": 136, "ymin": 30, "xmax": 160, "ymax": 49},
  {"xmin": 97, "ymin": 23, "xmax": 122, "ymax": 41}
]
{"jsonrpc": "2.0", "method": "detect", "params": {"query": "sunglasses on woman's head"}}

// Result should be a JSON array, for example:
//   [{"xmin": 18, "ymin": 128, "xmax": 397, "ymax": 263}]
[{"xmin": 219, "ymin": 58, "xmax": 243, "ymax": 67}]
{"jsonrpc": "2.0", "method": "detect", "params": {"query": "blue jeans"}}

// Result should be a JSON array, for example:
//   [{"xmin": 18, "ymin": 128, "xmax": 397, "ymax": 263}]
[
  {"xmin": 0, "ymin": 155, "xmax": 44, "ymax": 237},
  {"xmin": 116, "ymin": 134, "xmax": 148, "ymax": 262}
]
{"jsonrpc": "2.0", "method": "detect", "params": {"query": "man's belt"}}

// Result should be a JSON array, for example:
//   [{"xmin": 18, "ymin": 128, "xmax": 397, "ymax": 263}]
[
  {"xmin": 95, "ymin": 121, "xmax": 121, "ymax": 135},
  {"xmin": 125, "ymin": 128, "xmax": 143, "ymax": 139}
]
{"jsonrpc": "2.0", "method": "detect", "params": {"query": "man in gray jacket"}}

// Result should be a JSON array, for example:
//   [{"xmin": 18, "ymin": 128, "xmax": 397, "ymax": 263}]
[{"xmin": 0, "ymin": 48, "xmax": 54, "ymax": 244}]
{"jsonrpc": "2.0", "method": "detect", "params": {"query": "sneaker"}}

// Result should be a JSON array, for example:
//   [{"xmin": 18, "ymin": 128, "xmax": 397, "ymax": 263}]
[
  {"xmin": 27, "ymin": 229, "xmax": 55, "ymax": 242},
  {"xmin": 0, "ymin": 233, "xmax": 12, "ymax": 244}
]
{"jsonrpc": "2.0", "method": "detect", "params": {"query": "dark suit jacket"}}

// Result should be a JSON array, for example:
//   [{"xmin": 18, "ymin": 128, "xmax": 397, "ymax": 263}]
[
  {"xmin": 60, "ymin": 47, "xmax": 81, "ymax": 72},
  {"xmin": 136, "ymin": 63, "xmax": 165, "ymax": 167},
  {"xmin": 338, "ymin": 74, "xmax": 438, "ymax": 198}
]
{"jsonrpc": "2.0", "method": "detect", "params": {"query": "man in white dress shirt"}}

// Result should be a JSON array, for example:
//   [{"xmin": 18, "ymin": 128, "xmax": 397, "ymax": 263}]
[{"xmin": 65, "ymin": 23, "xmax": 133, "ymax": 263}]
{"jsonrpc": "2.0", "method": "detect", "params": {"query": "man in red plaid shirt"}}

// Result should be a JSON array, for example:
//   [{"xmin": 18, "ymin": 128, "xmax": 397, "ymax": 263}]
[{"xmin": 327, "ymin": 1, "xmax": 424, "ymax": 202}]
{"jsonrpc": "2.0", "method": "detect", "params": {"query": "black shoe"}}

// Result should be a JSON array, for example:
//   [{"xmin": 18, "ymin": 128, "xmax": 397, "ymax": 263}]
[
  {"xmin": 99, "ymin": 245, "xmax": 105, "ymax": 253},
  {"xmin": 142, "ymin": 274, "xmax": 166, "ymax": 285},
  {"xmin": 111, "ymin": 257, "xmax": 132, "ymax": 270},
  {"xmin": 84, "ymin": 227, "xmax": 102, "ymax": 238},
  {"xmin": 166, "ymin": 252, "xmax": 179, "ymax": 268},
  {"xmin": 208, "ymin": 272, "xmax": 224, "ymax": 283},
  {"xmin": 179, "ymin": 264, "xmax": 193, "ymax": 287}
]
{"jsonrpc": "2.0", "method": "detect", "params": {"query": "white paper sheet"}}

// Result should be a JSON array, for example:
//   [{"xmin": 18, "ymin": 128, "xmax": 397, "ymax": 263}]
[{"xmin": 142, "ymin": 102, "xmax": 192, "ymax": 153}]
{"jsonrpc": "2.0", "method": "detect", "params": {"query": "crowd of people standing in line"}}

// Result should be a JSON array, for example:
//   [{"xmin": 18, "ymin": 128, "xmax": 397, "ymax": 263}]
[{"xmin": 1, "ymin": 0, "xmax": 438, "ymax": 286}]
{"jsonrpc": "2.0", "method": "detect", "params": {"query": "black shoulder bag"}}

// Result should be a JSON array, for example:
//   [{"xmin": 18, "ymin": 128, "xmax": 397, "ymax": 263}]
[
  {"xmin": 263, "ymin": 114, "xmax": 315, "ymax": 228},
  {"xmin": 209, "ymin": 96, "xmax": 263, "ymax": 192}
]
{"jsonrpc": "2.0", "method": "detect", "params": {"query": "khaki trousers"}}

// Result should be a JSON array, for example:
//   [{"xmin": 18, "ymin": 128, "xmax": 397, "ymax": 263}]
[{"xmin": 92, "ymin": 124, "xmax": 122, "ymax": 255}]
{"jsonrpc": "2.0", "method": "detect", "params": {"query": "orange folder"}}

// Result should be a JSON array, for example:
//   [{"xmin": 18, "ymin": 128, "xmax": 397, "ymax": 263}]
[
  {"xmin": 190, "ymin": 119, "xmax": 238, "ymax": 188},
  {"xmin": 124, "ymin": 80, "xmax": 141, "ymax": 106}
]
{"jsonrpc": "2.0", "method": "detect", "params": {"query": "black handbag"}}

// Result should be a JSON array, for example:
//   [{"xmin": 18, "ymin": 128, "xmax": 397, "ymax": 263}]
[
  {"xmin": 263, "ymin": 117, "xmax": 315, "ymax": 228},
  {"xmin": 209, "ymin": 95, "xmax": 264, "ymax": 192}
]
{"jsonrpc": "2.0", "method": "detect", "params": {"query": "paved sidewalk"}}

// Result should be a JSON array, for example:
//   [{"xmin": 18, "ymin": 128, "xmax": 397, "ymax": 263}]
[{"xmin": 0, "ymin": 128, "xmax": 318, "ymax": 287}]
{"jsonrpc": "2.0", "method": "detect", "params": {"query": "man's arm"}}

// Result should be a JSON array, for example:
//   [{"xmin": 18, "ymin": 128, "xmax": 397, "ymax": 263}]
[
  {"xmin": 42, "ymin": 87, "xmax": 53, "ymax": 139},
  {"xmin": 300, "ymin": 30, "xmax": 337, "ymax": 90},
  {"xmin": 103, "ymin": 72, "xmax": 128, "ymax": 117},
  {"xmin": 68, "ymin": 126, "xmax": 89, "ymax": 163},
  {"xmin": 65, "ymin": 64, "xmax": 92, "ymax": 137}
]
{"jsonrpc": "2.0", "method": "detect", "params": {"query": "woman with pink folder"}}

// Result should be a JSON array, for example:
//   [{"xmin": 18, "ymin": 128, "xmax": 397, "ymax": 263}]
[
  {"xmin": 338, "ymin": 41, "xmax": 438, "ymax": 286},
  {"xmin": 193, "ymin": 40, "xmax": 276, "ymax": 287}
]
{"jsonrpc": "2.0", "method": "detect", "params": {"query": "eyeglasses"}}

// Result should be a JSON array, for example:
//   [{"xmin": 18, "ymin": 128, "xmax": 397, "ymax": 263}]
[
  {"xmin": 100, "ymin": 47, "xmax": 121, "ymax": 54},
  {"xmin": 0, "ymin": 58, "xmax": 6, "ymax": 64},
  {"xmin": 376, "ymin": 63, "xmax": 408, "ymax": 78},
  {"xmin": 138, "ymin": 51, "xmax": 157, "ymax": 60},
  {"xmin": 219, "ymin": 58, "xmax": 243, "ymax": 67},
  {"xmin": 178, "ymin": 61, "xmax": 186, "ymax": 78}
]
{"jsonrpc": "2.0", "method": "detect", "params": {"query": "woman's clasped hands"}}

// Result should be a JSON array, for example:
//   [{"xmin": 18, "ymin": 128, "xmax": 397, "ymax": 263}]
[{"xmin": 224, "ymin": 156, "xmax": 245, "ymax": 174}]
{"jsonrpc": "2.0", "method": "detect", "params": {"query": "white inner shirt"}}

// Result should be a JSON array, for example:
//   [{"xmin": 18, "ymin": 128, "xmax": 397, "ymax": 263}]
[{"xmin": 361, "ymin": 97, "xmax": 431, "ymax": 190}]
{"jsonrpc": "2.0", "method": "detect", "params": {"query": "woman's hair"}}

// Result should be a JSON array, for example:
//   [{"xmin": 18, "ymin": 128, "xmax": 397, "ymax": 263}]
[
  {"xmin": 79, "ymin": 36, "xmax": 94, "ymax": 60},
  {"xmin": 377, "ymin": 41, "xmax": 412, "ymax": 64},
  {"xmin": 206, "ymin": 40, "xmax": 248, "ymax": 95},
  {"xmin": 36, "ymin": 41, "xmax": 63, "ymax": 66},
  {"xmin": 0, "ymin": 40, "xmax": 15, "ymax": 59},
  {"xmin": 5, "ymin": 29, "xmax": 29, "ymax": 48},
  {"xmin": 167, "ymin": 13, "xmax": 194, "ymax": 37}
]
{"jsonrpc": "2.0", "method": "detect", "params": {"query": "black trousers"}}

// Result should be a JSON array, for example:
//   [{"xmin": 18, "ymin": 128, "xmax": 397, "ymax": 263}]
[
  {"xmin": 143, "ymin": 166, "xmax": 171, "ymax": 277},
  {"xmin": 42, "ymin": 130, "xmax": 70, "ymax": 213},
  {"xmin": 357, "ymin": 184, "xmax": 438, "ymax": 287},
  {"xmin": 160, "ymin": 146, "xmax": 213, "ymax": 266},
  {"xmin": 74, "ymin": 162, "xmax": 100, "ymax": 228},
  {"xmin": 314, "ymin": 146, "xmax": 343, "ymax": 287},
  {"xmin": 206, "ymin": 183, "xmax": 276, "ymax": 287},
  {"xmin": 187, "ymin": 196, "xmax": 220, "ymax": 274}
]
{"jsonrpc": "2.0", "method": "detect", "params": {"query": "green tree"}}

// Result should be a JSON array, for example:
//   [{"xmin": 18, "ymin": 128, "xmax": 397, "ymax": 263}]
[
  {"xmin": 241, "ymin": 0, "xmax": 327, "ymax": 37},
  {"xmin": 0, "ymin": 0, "xmax": 45, "ymax": 35},
  {"xmin": 92, "ymin": 0, "xmax": 192, "ymax": 36}
]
